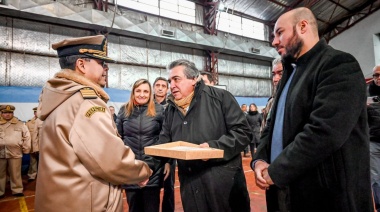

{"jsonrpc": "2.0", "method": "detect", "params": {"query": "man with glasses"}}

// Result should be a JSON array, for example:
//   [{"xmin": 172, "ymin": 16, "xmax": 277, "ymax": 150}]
[
  {"xmin": 35, "ymin": 35, "xmax": 152, "ymax": 211},
  {"xmin": 368, "ymin": 65, "xmax": 380, "ymax": 211}
]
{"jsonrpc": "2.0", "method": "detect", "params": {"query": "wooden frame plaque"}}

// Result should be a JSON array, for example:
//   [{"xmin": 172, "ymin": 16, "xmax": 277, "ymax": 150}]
[{"xmin": 144, "ymin": 141, "xmax": 224, "ymax": 160}]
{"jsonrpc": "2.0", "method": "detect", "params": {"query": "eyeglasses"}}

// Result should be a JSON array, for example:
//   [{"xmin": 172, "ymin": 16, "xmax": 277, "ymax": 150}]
[
  {"xmin": 82, "ymin": 58, "xmax": 108, "ymax": 69},
  {"xmin": 373, "ymin": 74, "xmax": 380, "ymax": 78},
  {"xmin": 95, "ymin": 60, "xmax": 108, "ymax": 69}
]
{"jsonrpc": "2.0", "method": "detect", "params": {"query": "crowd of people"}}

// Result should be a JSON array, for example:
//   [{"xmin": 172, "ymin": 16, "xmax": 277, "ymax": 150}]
[{"xmin": 1, "ymin": 6, "xmax": 379, "ymax": 212}]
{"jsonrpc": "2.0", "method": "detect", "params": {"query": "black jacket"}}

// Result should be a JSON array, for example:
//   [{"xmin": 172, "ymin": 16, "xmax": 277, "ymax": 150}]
[
  {"xmin": 368, "ymin": 82, "xmax": 380, "ymax": 143},
  {"xmin": 116, "ymin": 103, "xmax": 164, "ymax": 189},
  {"xmin": 246, "ymin": 111, "xmax": 263, "ymax": 144},
  {"xmin": 160, "ymin": 81, "xmax": 252, "ymax": 174},
  {"xmin": 159, "ymin": 80, "xmax": 252, "ymax": 211},
  {"xmin": 254, "ymin": 40, "xmax": 372, "ymax": 212}
]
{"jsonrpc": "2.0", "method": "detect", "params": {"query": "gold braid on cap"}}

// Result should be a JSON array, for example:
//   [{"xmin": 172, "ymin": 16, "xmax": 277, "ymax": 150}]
[{"xmin": 79, "ymin": 49, "xmax": 106, "ymax": 56}]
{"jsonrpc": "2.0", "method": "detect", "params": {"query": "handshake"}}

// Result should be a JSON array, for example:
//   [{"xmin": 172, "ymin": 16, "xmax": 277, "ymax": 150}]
[{"xmin": 253, "ymin": 160, "xmax": 274, "ymax": 190}]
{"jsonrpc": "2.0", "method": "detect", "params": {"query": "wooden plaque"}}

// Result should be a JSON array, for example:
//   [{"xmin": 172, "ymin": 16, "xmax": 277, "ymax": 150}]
[{"xmin": 144, "ymin": 141, "xmax": 224, "ymax": 160}]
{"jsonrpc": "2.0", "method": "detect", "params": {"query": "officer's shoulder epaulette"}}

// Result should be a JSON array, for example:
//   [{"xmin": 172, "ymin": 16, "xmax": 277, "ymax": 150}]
[{"xmin": 79, "ymin": 88, "xmax": 98, "ymax": 99}]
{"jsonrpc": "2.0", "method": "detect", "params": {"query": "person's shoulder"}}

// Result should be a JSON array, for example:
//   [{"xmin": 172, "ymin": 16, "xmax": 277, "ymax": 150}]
[
  {"xmin": 79, "ymin": 87, "xmax": 99, "ymax": 100},
  {"xmin": 324, "ymin": 45, "xmax": 357, "ymax": 64},
  {"xmin": 154, "ymin": 102, "xmax": 165, "ymax": 110},
  {"xmin": 204, "ymin": 85, "xmax": 234, "ymax": 101},
  {"xmin": 76, "ymin": 91, "xmax": 109, "ymax": 119}
]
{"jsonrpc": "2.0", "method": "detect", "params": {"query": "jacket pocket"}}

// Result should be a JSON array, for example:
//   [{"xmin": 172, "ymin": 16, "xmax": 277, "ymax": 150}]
[{"xmin": 317, "ymin": 155, "xmax": 339, "ymax": 189}]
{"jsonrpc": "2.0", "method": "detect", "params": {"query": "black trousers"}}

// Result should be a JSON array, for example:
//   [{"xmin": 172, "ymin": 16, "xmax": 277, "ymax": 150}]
[
  {"xmin": 162, "ymin": 161, "xmax": 176, "ymax": 212},
  {"xmin": 126, "ymin": 187, "xmax": 161, "ymax": 212}
]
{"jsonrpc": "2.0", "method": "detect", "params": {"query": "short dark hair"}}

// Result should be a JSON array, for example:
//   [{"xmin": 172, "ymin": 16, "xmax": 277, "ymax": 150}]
[
  {"xmin": 200, "ymin": 71, "xmax": 213, "ymax": 83},
  {"xmin": 58, "ymin": 55, "xmax": 83, "ymax": 70},
  {"xmin": 153, "ymin": 77, "xmax": 169, "ymax": 87}
]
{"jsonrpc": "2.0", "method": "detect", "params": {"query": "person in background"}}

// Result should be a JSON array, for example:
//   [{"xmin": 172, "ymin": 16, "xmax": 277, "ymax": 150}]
[
  {"xmin": 261, "ymin": 58, "xmax": 283, "ymax": 131},
  {"xmin": 0, "ymin": 105, "xmax": 31, "ymax": 198},
  {"xmin": 253, "ymin": 7, "xmax": 372, "ymax": 211},
  {"xmin": 25, "ymin": 107, "xmax": 41, "ymax": 182},
  {"xmin": 159, "ymin": 59, "xmax": 252, "ymax": 212},
  {"xmin": 241, "ymin": 104, "xmax": 248, "ymax": 114},
  {"xmin": 153, "ymin": 77, "xmax": 169, "ymax": 107},
  {"xmin": 241, "ymin": 103, "xmax": 249, "ymax": 157},
  {"xmin": 153, "ymin": 76, "xmax": 175, "ymax": 212},
  {"xmin": 35, "ymin": 35, "xmax": 152, "ymax": 211},
  {"xmin": 200, "ymin": 71, "xmax": 215, "ymax": 86},
  {"xmin": 246, "ymin": 103, "xmax": 262, "ymax": 157},
  {"xmin": 109, "ymin": 105, "xmax": 117, "ymax": 123},
  {"xmin": 117, "ymin": 79, "xmax": 169, "ymax": 212},
  {"xmin": 368, "ymin": 65, "xmax": 380, "ymax": 211}
]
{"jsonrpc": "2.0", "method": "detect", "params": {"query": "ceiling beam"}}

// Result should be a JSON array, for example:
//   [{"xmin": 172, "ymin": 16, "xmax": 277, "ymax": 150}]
[
  {"xmin": 322, "ymin": 0, "xmax": 380, "ymax": 41},
  {"xmin": 327, "ymin": 0, "xmax": 352, "ymax": 12}
]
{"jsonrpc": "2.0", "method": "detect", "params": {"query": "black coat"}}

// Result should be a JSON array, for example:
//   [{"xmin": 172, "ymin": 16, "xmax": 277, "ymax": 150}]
[
  {"xmin": 368, "ymin": 82, "xmax": 380, "ymax": 143},
  {"xmin": 116, "ymin": 103, "xmax": 164, "ymax": 189},
  {"xmin": 159, "ymin": 80, "xmax": 252, "ymax": 212},
  {"xmin": 246, "ymin": 111, "xmax": 263, "ymax": 144},
  {"xmin": 254, "ymin": 40, "xmax": 373, "ymax": 212}
]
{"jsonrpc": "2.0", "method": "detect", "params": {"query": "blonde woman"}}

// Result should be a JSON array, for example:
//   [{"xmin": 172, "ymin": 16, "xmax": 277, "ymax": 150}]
[{"xmin": 116, "ymin": 79, "xmax": 169, "ymax": 212}]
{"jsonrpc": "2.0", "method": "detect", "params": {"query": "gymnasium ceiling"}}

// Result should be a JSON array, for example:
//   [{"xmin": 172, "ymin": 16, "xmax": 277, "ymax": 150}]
[{"xmin": 191, "ymin": 0, "xmax": 380, "ymax": 42}]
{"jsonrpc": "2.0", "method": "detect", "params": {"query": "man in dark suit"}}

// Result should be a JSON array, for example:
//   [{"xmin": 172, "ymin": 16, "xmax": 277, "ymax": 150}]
[{"xmin": 252, "ymin": 7, "xmax": 373, "ymax": 212}]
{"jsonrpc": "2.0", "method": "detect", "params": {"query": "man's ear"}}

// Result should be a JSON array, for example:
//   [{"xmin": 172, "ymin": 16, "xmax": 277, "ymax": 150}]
[
  {"xmin": 76, "ymin": 58, "xmax": 86, "ymax": 74},
  {"xmin": 192, "ymin": 77, "xmax": 197, "ymax": 86},
  {"xmin": 299, "ymin": 20, "xmax": 308, "ymax": 34}
]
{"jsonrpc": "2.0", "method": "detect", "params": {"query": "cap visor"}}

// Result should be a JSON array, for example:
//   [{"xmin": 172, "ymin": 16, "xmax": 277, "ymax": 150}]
[{"xmin": 85, "ymin": 54, "xmax": 115, "ymax": 63}]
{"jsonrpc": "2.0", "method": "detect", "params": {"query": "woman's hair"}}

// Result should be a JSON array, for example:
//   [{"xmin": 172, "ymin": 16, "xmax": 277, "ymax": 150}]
[
  {"xmin": 249, "ymin": 103, "xmax": 257, "ymax": 112},
  {"xmin": 124, "ymin": 79, "xmax": 156, "ymax": 117}
]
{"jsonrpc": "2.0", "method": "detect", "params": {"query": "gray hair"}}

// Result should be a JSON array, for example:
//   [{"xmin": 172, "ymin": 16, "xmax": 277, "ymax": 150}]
[
  {"xmin": 167, "ymin": 59, "xmax": 199, "ymax": 79},
  {"xmin": 272, "ymin": 58, "xmax": 282, "ymax": 67}
]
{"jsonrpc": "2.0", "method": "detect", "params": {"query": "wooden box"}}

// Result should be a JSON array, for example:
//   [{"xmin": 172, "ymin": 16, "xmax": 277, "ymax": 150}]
[{"xmin": 144, "ymin": 141, "xmax": 224, "ymax": 160}]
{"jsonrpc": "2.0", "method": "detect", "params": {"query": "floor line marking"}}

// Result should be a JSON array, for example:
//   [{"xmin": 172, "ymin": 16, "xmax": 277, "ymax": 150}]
[{"xmin": 19, "ymin": 197, "xmax": 28, "ymax": 212}]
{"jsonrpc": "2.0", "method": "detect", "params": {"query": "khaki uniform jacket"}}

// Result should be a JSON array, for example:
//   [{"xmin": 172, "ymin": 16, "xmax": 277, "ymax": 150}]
[
  {"xmin": 35, "ymin": 69, "xmax": 152, "ymax": 212},
  {"xmin": 0, "ymin": 117, "xmax": 31, "ymax": 158},
  {"xmin": 25, "ymin": 117, "xmax": 41, "ymax": 153}
]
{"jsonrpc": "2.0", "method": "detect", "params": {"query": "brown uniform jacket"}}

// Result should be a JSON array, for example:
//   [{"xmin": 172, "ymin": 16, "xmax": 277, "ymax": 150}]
[
  {"xmin": 35, "ymin": 69, "xmax": 152, "ymax": 212},
  {"xmin": 0, "ymin": 117, "xmax": 31, "ymax": 158},
  {"xmin": 25, "ymin": 117, "xmax": 41, "ymax": 153}
]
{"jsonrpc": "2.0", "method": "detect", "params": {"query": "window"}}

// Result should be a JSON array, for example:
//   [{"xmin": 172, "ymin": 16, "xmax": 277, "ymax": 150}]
[
  {"xmin": 117, "ymin": 0, "xmax": 195, "ymax": 24},
  {"xmin": 160, "ymin": 0, "xmax": 195, "ymax": 24},
  {"xmin": 216, "ymin": 11, "xmax": 265, "ymax": 41},
  {"xmin": 118, "ymin": 0, "xmax": 159, "ymax": 15}
]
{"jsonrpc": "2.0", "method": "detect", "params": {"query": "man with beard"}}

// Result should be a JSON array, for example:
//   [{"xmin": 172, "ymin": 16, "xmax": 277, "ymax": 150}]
[{"xmin": 252, "ymin": 7, "xmax": 372, "ymax": 212}]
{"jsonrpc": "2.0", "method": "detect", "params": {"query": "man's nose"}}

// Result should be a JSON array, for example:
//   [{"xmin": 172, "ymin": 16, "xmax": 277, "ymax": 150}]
[{"xmin": 272, "ymin": 36, "xmax": 279, "ymax": 47}]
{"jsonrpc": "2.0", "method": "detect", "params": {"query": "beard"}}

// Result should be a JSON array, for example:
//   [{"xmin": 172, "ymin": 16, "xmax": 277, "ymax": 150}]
[{"xmin": 282, "ymin": 26, "xmax": 303, "ymax": 64}]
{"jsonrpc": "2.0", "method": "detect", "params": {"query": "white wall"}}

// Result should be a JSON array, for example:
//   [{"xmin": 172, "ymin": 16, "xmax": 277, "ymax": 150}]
[{"xmin": 329, "ymin": 9, "xmax": 380, "ymax": 78}]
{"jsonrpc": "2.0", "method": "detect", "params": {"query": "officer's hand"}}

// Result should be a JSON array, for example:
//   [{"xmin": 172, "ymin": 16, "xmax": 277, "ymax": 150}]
[{"xmin": 138, "ymin": 178, "xmax": 149, "ymax": 187}]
